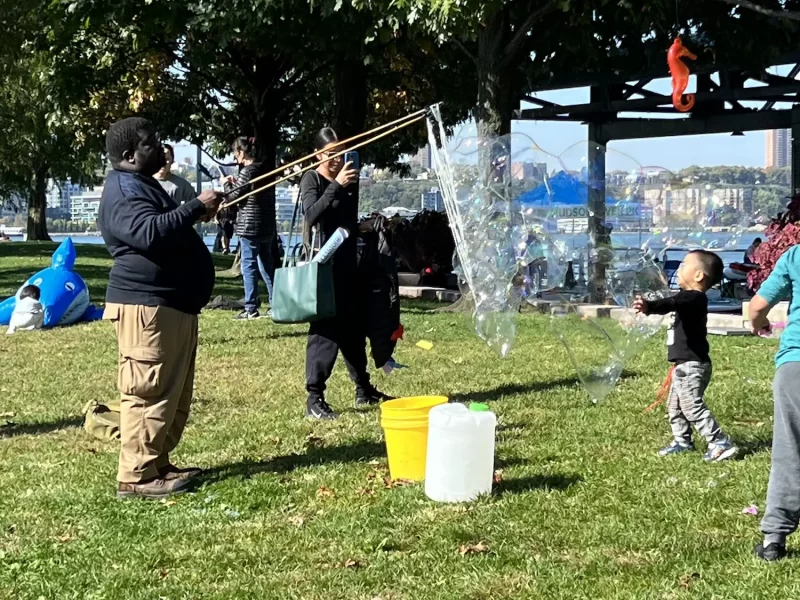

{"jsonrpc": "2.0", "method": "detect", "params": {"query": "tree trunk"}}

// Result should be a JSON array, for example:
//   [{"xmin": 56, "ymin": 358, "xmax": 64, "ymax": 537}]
[
  {"xmin": 444, "ymin": 8, "xmax": 517, "ymax": 313},
  {"xmin": 27, "ymin": 166, "xmax": 50, "ymax": 241},
  {"xmin": 332, "ymin": 58, "xmax": 368, "ymax": 139},
  {"xmin": 434, "ymin": 293, "xmax": 474, "ymax": 313},
  {"xmin": 333, "ymin": 56, "xmax": 368, "ymax": 218},
  {"xmin": 474, "ymin": 7, "xmax": 516, "ymax": 140},
  {"xmin": 227, "ymin": 244, "xmax": 242, "ymax": 276}
]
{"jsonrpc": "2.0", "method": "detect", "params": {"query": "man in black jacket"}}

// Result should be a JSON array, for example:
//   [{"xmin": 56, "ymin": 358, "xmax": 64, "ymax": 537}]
[{"xmin": 99, "ymin": 117, "xmax": 222, "ymax": 499}]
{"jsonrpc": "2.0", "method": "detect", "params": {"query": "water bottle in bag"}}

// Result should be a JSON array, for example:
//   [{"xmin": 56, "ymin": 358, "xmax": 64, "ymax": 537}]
[{"xmin": 312, "ymin": 227, "xmax": 350, "ymax": 264}]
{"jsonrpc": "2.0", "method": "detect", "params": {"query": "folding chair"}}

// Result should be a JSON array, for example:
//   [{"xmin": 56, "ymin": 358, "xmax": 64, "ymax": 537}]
[{"xmin": 662, "ymin": 259, "xmax": 682, "ymax": 290}]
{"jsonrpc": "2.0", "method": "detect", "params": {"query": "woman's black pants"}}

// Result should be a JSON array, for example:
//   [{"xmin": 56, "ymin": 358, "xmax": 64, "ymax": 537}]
[{"xmin": 305, "ymin": 270, "xmax": 371, "ymax": 400}]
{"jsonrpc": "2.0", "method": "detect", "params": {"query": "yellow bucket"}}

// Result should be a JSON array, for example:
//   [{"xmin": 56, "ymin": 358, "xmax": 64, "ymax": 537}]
[{"xmin": 380, "ymin": 396, "xmax": 448, "ymax": 481}]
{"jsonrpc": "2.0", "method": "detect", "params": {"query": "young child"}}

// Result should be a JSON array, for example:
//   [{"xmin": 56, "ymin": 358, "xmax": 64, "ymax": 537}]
[
  {"xmin": 7, "ymin": 285, "xmax": 44, "ymax": 335},
  {"xmin": 749, "ymin": 245, "xmax": 800, "ymax": 561},
  {"xmin": 634, "ymin": 250, "xmax": 738, "ymax": 462}
]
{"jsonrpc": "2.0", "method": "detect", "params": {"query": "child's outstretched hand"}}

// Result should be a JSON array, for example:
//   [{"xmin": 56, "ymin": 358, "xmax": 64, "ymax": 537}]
[
  {"xmin": 755, "ymin": 319, "xmax": 772, "ymax": 337},
  {"xmin": 633, "ymin": 296, "xmax": 648, "ymax": 315}
]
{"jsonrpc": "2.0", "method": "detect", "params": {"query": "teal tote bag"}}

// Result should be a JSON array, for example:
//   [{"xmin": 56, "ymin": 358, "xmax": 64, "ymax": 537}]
[{"xmin": 271, "ymin": 189, "xmax": 336, "ymax": 324}]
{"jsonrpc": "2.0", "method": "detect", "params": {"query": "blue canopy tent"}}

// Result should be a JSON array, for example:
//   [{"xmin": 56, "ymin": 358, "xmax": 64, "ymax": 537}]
[
  {"xmin": 519, "ymin": 170, "xmax": 618, "ymax": 208},
  {"xmin": 518, "ymin": 171, "xmax": 643, "ymax": 232}
]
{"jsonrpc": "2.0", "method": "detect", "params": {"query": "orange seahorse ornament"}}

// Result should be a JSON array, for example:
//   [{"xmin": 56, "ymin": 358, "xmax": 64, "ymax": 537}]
[{"xmin": 667, "ymin": 38, "xmax": 697, "ymax": 112}]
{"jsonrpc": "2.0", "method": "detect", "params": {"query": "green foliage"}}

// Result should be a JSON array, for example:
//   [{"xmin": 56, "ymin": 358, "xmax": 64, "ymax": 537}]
[
  {"xmin": 360, "ymin": 178, "xmax": 436, "ymax": 212},
  {"xmin": 671, "ymin": 165, "xmax": 792, "ymax": 222}
]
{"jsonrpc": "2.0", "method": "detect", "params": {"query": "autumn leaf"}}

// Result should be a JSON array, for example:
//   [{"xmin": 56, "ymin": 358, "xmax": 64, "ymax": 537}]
[
  {"xmin": 158, "ymin": 568, "xmax": 169, "ymax": 579},
  {"xmin": 458, "ymin": 542, "xmax": 489, "ymax": 556},
  {"xmin": 356, "ymin": 487, "xmax": 375, "ymax": 497},
  {"xmin": 343, "ymin": 558, "xmax": 361, "ymax": 569},
  {"xmin": 367, "ymin": 467, "xmax": 386, "ymax": 481},
  {"xmin": 678, "ymin": 572, "xmax": 701, "ymax": 590},
  {"xmin": 493, "ymin": 470, "xmax": 504, "ymax": 484},
  {"xmin": 383, "ymin": 477, "xmax": 415, "ymax": 489},
  {"xmin": 317, "ymin": 486, "xmax": 335, "ymax": 498},
  {"xmin": 58, "ymin": 533, "xmax": 74, "ymax": 543},
  {"xmin": 288, "ymin": 515, "xmax": 305, "ymax": 527}
]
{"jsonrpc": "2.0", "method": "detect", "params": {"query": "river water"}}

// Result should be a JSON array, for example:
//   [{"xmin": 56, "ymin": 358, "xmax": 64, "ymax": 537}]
[{"xmin": 5, "ymin": 231, "xmax": 761, "ymax": 266}]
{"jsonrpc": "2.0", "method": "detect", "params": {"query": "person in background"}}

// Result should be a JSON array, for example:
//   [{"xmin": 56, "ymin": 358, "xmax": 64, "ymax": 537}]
[
  {"xmin": 155, "ymin": 143, "xmax": 197, "ymax": 206},
  {"xmin": 744, "ymin": 237, "xmax": 762, "ymax": 265},
  {"xmin": 99, "ymin": 117, "xmax": 222, "ymax": 500},
  {"xmin": 215, "ymin": 205, "xmax": 235, "ymax": 254},
  {"xmin": 299, "ymin": 127, "xmax": 392, "ymax": 420},
  {"xmin": 221, "ymin": 137, "xmax": 276, "ymax": 320},
  {"xmin": 748, "ymin": 245, "xmax": 800, "ymax": 561},
  {"xmin": 7, "ymin": 285, "xmax": 43, "ymax": 334}
]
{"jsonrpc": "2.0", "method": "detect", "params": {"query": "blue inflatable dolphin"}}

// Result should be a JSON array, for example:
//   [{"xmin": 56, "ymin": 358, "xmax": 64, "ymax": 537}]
[{"xmin": 0, "ymin": 238, "xmax": 103, "ymax": 327}]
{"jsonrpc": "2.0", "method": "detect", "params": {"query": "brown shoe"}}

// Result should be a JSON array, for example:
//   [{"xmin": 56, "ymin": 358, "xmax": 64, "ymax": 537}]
[
  {"xmin": 158, "ymin": 464, "xmax": 203, "ymax": 481},
  {"xmin": 117, "ymin": 476, "xmax": 192, "ymax": 500}
]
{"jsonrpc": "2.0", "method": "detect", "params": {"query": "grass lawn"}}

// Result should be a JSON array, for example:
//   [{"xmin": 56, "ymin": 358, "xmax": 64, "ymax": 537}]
[{"xmin": 0, "ymin": 242, "xmax": 796, "ymax": 599}]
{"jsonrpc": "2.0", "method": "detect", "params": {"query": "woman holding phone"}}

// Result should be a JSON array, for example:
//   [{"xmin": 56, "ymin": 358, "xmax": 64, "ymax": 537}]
[{"xmin": 298, "ymin": 127, "xmax": 392, "ymax": 420}]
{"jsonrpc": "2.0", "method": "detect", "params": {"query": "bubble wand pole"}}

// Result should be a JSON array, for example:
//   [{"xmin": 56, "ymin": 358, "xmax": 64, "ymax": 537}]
[
  {"xmin": 220, "ymin": 113, "xmax": 428, "ymax": 210},
  {"xmin": 223, "ymin": 107, "xmax": 431, "ymax": 197}
]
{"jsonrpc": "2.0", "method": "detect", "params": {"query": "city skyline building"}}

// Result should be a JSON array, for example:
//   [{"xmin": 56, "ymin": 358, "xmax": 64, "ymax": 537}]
[{"xmin": 766, "ymin": 129, "xmax": 792, "ymax": 169}]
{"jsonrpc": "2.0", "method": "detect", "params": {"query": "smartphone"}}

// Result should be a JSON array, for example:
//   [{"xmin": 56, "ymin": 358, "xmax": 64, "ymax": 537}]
[{"xmin": 344, "ymin": 151, "xmax": 360, "ymax": 170}]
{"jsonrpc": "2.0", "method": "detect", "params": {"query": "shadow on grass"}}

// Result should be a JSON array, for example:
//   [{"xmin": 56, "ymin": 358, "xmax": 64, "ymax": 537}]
[
  {"xmin": 452, "ymin": 378, "xmax": 580, "ymax": 403},
  {"xmin": 200, "ymin": 329, "xmax": 307, "ymax": 344},
  {"xmin": 736, "ymin": 436, "xmax": 773, "ymax": 459},
  {"xmin": 494, "ymin": 473, "xmax": 583, "ymax": 496},
  {"xmin": 495, "ymin": 456, "xmax": 530, "ymax": 469},
  {"xmin": 453, "ymin": 370, "xmax": 640, "ymax": 404},
  {"xmin": 0, "ymin": 415, "xmax": 83, "ymax": 438},
  {"xmin": 496, "ymin": 423, "xmax": 526, "ymax": 434},
  {"xmin": 200, "ymin": 440, "xmax": 384, "ymax": 483}
]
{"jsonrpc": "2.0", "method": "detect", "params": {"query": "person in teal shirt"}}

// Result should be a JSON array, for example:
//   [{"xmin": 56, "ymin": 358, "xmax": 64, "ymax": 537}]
[{"xmin": 749, "ymin": 245, "xmax": 800, "ymax": 561}]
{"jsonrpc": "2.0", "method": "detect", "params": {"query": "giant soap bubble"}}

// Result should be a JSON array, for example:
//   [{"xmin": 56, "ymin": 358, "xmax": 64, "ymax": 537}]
[
  {"xmin": 632, "ymin": 166, "xmax": 758, "ymax": 256},
  {"xmin": 522, "ymin": 140, "xmax": 672, "ymax": 402},
  {"xmin": 428, "ymin": 109, "xmax": 678, "ymax": 402},
  {"xmin": 427, "ymin": 109, "xmax": 570, "ymax": 356}
]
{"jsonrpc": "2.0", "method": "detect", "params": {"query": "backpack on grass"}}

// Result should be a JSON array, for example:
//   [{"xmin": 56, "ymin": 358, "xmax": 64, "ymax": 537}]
[{"xmin": 82, "ymin": 399, "xmax": 120, "ymax": 441}]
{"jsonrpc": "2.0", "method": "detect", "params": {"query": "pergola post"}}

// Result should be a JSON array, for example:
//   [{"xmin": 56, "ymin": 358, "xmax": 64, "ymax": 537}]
[
  {"xmin": 792, "ymin": 106, "xmax": 800, "ymax": 196},
  {"xmin": 588, "ymin": 122, "xmax": 609, "ymax": 304}
]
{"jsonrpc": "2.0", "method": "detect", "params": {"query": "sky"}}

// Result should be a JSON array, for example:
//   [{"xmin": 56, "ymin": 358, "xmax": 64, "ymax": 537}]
[
  {"xmin": 170, "ymin": 64, "xmax": 799, "ymax": 174},
  {"xmin": 513, "ymin": 89, "xmax": 765, "ymax": 172}
]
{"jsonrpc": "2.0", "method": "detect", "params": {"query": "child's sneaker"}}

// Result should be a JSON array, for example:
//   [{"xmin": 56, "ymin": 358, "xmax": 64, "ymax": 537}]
[
  {"xmin": 703, "ymin": 438, "xmax": 738, "ymax": 462},
  {"xmin": 658, "ymin": 441, "xmax": 695, "ymax": 457}
]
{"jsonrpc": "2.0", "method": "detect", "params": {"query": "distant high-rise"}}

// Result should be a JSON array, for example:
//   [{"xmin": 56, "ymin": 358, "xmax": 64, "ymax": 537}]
[
  {"xmin": 421, "ymin": 188, "xmax": 443, "ymax": 211},
  {"xmin": 412, "ymin": 144, "xmax": 432, "ymax": 170},
  {"xmin": 766, "ymin": 129, "xmax": 792, "ymax": 169},
  {"xmin": 47, "ymin": 180, "xmax": 83, "ymax": 219}
]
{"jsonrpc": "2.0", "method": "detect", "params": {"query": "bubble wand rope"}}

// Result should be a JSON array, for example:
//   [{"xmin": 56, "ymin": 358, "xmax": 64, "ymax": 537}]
[
  {"xmin": 220, "ymin": 113, "xmax": 428, "ymax": 210},
  {"xmin": 644, "ymin": 365, "xmax": 675, "ymax": 413},
  {"xmin": 223, "ymin": 107, "xmax": 431, "ymax": 197},
  {"xmin": 426, "ymin": 106, "xmax": 474, "ymax": 294}
]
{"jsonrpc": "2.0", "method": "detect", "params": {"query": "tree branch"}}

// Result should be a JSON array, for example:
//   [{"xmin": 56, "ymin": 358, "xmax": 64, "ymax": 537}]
[
  {"xmin": 170, "ymin": 50, "xmax": 249, "ymax": 106},
  {"xmin": 713, "ymin": 0, "xmax": 800, "ymax": 21},
  {"xmin": 454, "ymin": 38, "xmax": 477, "ymax": 65},
  {"xmin": 277, "ymin": 59, "xmax": 336, "ymax": 98},
  {"xmin": 502, "ymin": 1, "xmax": 559, "ymax": 67}
]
